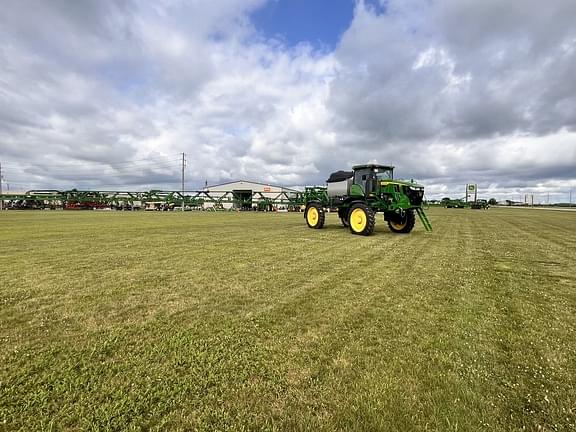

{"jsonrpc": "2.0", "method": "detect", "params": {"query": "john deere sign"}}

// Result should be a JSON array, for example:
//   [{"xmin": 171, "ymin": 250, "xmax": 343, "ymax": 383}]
[{"xmin": 466, "ymin": 184, "xmax": 477, "ymax": 202}]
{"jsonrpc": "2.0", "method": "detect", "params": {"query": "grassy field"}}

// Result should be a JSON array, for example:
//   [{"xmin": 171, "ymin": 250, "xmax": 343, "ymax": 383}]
[{"xmin": 1, "ymin": 208, "xmax": 575, "ymax": 431}]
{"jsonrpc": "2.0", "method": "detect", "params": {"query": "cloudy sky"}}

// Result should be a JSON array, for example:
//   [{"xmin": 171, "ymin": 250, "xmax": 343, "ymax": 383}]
[{"xmin": 1, "ymin": 0, "xmax": 575, "ymax": 202}]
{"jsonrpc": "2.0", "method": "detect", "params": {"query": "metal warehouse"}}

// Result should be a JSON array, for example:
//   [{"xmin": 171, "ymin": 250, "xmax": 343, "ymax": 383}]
[{"xmin": 203, "ymin": 180, "xmax": 299, "ymax": 210}]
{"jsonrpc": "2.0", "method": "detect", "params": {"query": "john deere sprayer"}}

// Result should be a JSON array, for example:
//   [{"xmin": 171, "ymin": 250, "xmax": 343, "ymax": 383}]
[{"xmin": 304, "ymin": 164, "xmax": 432, "ymax": 236}]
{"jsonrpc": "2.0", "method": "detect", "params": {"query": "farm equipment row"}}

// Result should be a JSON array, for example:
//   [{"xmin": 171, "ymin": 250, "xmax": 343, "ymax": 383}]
[
  {"xmin": 0, "ymin": 188, "xmax": 319, "ymax": 211},
  {"xmin": 442, "ymin": 198, "xmax": 490, "ymax": 209},
  {"xmin": 1, "ymin": 164, "xmax": 433, "ymax": 237}
]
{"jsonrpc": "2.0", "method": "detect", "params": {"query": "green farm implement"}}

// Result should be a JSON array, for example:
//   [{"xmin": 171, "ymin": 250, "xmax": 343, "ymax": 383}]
[
  {"xmin": 470, "ymin": 199, "xmax": 490, "ymax": 209},
  {"xmin": 444, "ymin": 199, "xmax": 469, "ymax": 209},
  {"xmin": 0, "ymin": 189, "xmax": 302, "ymax": 211},
  {"xmin": 304, "ymin": 164, "xmax": 432, "ymax": 236},
  {"xmin": 442, "ymin": 198, "xmax": 489, "ymax": 209}
]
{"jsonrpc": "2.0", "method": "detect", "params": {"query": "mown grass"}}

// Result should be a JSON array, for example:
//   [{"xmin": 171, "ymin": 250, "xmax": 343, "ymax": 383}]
[{"xmin": 1, "ymin": 208, "xmax": 575, "ymax": 431}]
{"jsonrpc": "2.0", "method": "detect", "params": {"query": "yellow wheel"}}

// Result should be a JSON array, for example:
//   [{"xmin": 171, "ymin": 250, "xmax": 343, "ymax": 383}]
[
  {"xmin": 387, "ymin": 209, "xmax": 415, "ymax": 233},
  {"xmin": 350, "ymin": 208, "xmax": 367, "ymax": 232},
  {"xmin": 389, "ymin": 219, "xmax": 407, "ymax": 230},
  {"xmin": 348, "ymin": 203, "xmax": 375, "ymax": 236},
  {"xmin": 307, "ymin": 207, "xmax": 319, "ymax": 226},
  {"xmin": 305, "ymin": 203, "xmax": 325, "ymax": 229}
]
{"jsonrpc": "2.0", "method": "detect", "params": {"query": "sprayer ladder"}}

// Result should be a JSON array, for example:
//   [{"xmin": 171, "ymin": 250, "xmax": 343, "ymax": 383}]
[{"xmin": 416, "ymin": 207, "xmax": 433, "ymax": 232}]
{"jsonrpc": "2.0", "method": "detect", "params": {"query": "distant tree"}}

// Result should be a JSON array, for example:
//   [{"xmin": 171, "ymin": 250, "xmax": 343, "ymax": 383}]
[
  {"xmin": 441, "ymin": 197, "xmax": 450, "ymax": 203},
  {"xmin": 488, "ymin": 198, "xmax": 498, "ymax": 205}
]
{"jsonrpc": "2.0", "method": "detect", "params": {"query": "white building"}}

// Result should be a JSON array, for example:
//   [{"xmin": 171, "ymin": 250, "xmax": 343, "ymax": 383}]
[{"xmin": 203, "ymin": 180, "xmax": 299, "ymax": 210}]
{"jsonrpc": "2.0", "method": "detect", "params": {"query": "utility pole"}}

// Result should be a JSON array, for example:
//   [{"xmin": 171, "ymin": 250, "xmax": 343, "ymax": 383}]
[
  {"xmin": 0, "ymin": 161, "xmax": 3, "ymax": 211},
  {"xmin": 181, "ymin": 153, "xmax": 186, "ymax": 212}
]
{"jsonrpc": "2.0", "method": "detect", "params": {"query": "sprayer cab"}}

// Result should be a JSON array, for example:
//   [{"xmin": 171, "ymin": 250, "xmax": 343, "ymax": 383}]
[
  {"xmin": 352, "ymin": 164, "xmax": 395, "ymax": 195},
  {"xmin": 326, "ymin": 164, "xmax": 393, "ymax": 197}
]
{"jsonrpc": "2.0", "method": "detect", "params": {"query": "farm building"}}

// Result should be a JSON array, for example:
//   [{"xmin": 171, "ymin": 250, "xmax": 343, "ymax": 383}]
[{"xmin": 203, "ymin": 180, "xmax": 300, "ymax": 210}]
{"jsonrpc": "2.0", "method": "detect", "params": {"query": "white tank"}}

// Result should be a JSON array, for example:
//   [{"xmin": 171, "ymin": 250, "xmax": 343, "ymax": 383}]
[{"xmin": 327, "ymin": 178, "xmax": 352, "ymax": 197}]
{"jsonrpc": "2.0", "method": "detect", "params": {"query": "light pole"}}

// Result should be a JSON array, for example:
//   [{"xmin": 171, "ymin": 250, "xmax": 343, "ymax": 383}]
[
  {"xmin": 0, "ymin": 161, "xmax": 3, "ymax": 211},
  {"xmin": 181, "ymin": 153, "xmax": 186, "ymax": 212}
]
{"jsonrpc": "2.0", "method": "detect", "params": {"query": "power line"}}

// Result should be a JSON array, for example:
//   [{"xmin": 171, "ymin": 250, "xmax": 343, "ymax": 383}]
[
  {"xmin": 42, "ymin": 162, "xmax": 180, "ymax": 174},
  {"xmin": 18, "ymin": 159, "xmax": 182, "ymax": 172},
  {"xmin": 0, "ymin": 154, "xmax": 182, "ymax": 169},
  {"xmin": 0, "ymin": 156, "xmax": 253, "ymax": 192},
  {"xmin": 92, "ymin": 154, "xmax": 182, "ymax": 166},
  {"xmin": 1, "ymin": 160, "xmax": 182, "ymax": 177},
  {"xmin": 1, "ymin": 165, "xmax": 179, "ymax": 176}
]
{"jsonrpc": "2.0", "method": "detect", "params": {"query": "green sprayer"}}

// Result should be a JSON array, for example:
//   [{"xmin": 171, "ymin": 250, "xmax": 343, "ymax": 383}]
[{"xmin": 304, "ymin": 164, "xmax": 432, "ymax": 235}]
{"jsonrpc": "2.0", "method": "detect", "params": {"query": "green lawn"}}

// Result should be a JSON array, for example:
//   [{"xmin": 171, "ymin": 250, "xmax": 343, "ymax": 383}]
[{"xmin": 1, "ymin": 208, "xmax": 575, "ymax": 431}]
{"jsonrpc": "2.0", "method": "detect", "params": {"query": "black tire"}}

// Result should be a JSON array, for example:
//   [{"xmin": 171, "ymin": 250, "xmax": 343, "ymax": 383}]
[
  {"xmin": 387, "ymin": 208, "xmax": 416, "ymax": 233},
  {"xmin": 338, "ymin": 208, "xmax": 350, "ymax": 227},
  {"xmin": 305, "ymin": 202, "xmax": 325, "ymax": 229},
  {"xmin": 348, "ymin": 202, "xmax": 375, "ymax": 236}
]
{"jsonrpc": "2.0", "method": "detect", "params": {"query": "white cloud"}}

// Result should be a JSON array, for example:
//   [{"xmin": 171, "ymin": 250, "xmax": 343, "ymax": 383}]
[{"xmin": 0, "ymin": 0, "xmax": 575, "ymax": 202}]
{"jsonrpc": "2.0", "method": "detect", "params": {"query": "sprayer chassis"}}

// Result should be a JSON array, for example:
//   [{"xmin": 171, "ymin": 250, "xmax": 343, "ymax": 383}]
[{"xmin": 303, "ymin": 164, "xmax": 432, "ymax": 235}]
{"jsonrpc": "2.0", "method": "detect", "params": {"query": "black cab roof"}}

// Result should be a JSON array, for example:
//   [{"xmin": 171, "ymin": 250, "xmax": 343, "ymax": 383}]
[{"xmin": 352, "ymin": 164, "xmax": 395, "ymax": 171}]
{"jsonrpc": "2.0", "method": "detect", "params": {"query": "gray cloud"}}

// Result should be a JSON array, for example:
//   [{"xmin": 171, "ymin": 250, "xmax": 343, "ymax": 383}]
[
  {"xmin": 321, "ymin": 0, "xmax": 576, "ymax": 200},
  {"xmin": 0, "ymin": 0, "xmax": 574, "ymax": 201},
  {"xmin": 330, "ymin": 0, "xmax": 576, "ymax": 142}
]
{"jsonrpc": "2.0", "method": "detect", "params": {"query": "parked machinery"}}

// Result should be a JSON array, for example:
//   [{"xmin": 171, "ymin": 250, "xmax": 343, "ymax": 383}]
[{"xmin": 304, "ymin": 164, "xmax": 432, "ymax": 236}]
